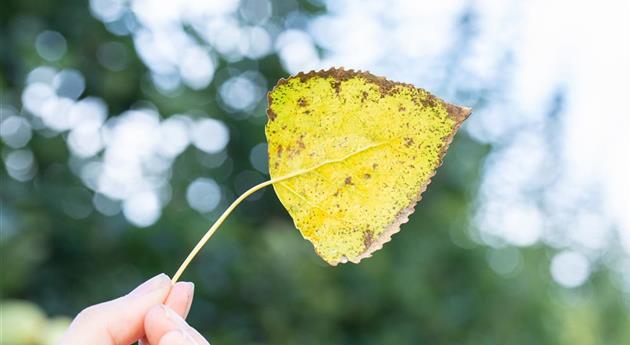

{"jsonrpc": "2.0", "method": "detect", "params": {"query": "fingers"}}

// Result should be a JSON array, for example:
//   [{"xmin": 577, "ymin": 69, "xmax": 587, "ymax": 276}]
[
  {"xmin": 145, "ymin": 305, "xmax": 209, "ymax": 345},
  {"xmin": 59, "ymin": 273, "xmax": 172, "ymax": 345},
  {"xmin": 164, "ymin": 282, "xmax": 194, "ymax": 319},
  {"xmin": 139, "ymin": 282, "xmax": 194, "ymax": 345}
]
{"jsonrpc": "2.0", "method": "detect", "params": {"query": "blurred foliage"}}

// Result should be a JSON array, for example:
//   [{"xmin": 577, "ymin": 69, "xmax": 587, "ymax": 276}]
[
  {"xmin": 0, "ymin": 300, "xmax": 70, "ymax": 345},
  {"xmin": 1, "ymin": 0, "xmax": 629, "ymax": 344}
]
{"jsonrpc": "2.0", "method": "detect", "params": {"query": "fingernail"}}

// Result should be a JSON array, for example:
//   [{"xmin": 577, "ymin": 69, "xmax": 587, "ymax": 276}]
[
  {"xmin": 161, "ymin": 304, "xmax": 189, "ymax": 327},
  {"xmin": 129, "ymin": 273, "xmax": 170, "ymax": 297},
  {"xmin": 161, "ymin": 305, "xmax": 200, "ymax": 344},
  {"xmin": 162, "ymin": 329, "xmax": 197, "ymax": 345},
  {"xmin": 183, "ymin": 282, "xmax": 195, "ymax": 316},
  {"xmin": 183, "ymin": 282, "xmax": 195, "ymax": 297}
]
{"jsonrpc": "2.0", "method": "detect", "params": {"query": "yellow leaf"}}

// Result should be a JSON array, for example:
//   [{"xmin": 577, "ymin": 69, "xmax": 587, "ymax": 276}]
[
  {"xmin": 171, "ymin": 68, "xmax": 470, "ymax": 282},
  {"xmin": 266, "ymin": 68, "xmax": 471, "ymax": 265}
]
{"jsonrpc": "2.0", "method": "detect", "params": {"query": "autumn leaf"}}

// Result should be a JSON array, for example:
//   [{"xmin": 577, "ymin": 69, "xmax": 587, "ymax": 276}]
[
  {"xmin": 266, "ymin": 68, "xmax": 471, "ymax": 265},
  {"xmin": 172, "ymin": 68, "xmax": 470, "ymax": 281}
]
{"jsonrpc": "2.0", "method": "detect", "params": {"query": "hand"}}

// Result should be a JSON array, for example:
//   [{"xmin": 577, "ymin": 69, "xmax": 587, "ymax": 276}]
[{"xmin": 59, "ymin": 273, "xmax": 209, "ymax": 345}]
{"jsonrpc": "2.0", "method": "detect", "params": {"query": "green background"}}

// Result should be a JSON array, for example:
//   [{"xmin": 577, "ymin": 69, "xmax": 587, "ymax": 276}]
[{"xmin": 1, "ymin": 0, "xmax": 629, "ymax": 344}]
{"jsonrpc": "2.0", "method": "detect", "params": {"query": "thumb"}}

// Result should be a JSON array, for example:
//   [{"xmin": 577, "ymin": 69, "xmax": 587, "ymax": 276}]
[{"xmin": 59, "ymin": 273, "xmax": 172, "ymax": 345}]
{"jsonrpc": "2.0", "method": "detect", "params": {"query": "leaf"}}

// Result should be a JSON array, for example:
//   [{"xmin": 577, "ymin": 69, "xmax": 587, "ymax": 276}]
[
  {"xmin": 266, "ymin": 68, "xmax": 471, "ymax": 265},
  {"xmin": 171, "ymin": 68, "xmax": 470, "ymax": 283}
]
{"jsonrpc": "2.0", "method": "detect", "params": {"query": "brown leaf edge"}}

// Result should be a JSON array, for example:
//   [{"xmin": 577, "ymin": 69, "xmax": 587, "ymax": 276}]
[
  {"xmin": 267, "ymin": 67, "xmax": 428, "ymax": 122},
  {"xmin": 266, "ymin": 67, "xmax": 472, "ymax": 265}
]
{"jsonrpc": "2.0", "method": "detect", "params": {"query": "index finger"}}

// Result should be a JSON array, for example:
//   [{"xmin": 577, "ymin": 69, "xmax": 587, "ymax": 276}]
[{"xmin": 59, "ymin": 273, "xmax": 172, "ymax": 345}]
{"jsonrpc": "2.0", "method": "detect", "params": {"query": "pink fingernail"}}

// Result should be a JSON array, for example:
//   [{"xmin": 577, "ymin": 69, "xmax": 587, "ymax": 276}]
[
  {"xmin": 183, "ymin": 282, "xmax": 195, "ymax": 316},
  {"xmin": 161, "ymin": 305, "xmax": 200, "ymax": 344},
  {"xmin": 184, "ymin": 282, "xmax": 195, "ymax": 297},
  {"xmin": 164, "ymin": 329, "xmax": 198, "ymax": 345},
  {"xmin": 162, "ymin": 304, "xmax": 189, "ymax": 326},
  {"xmin": 129, "ymin": 273, "xmax": 170, "ymax": 297}
]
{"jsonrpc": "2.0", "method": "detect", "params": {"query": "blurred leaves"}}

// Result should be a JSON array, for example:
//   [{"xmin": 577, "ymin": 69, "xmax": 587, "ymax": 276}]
[
  {"xmin": 0, "ymin": 300, "xmax": 71, "ymax": 345},
  {"xmin": 1, "ymin": 0, "xmax": 628, "ymax": 344}
]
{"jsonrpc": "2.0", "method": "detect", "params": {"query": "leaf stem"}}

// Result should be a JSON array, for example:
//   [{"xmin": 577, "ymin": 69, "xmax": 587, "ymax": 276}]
[
  {"xmin": 171, "ymin": 179, "xmax": 271, "ymax": 283},
  {"xmin": 171, "ymin": 169, "xmax": 309, "ymax": 283},
  {"xmin": 171, "ymin": 141, "xmax": 388, "ymax": 283}
]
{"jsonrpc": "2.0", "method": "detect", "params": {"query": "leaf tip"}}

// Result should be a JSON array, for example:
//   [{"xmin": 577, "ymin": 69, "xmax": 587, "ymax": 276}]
[{"xmin": 446, "ymin": 103, "xmax": 473, "ymax": 123}]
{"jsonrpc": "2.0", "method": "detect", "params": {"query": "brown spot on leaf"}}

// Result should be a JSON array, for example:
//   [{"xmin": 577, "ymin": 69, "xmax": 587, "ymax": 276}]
[
  {"xmin": 276, "ymin": 145, "xmax": 283, "ymax": 158},
  {"xmin": 332, "ymin": 80, "xmax": 341, "ymax": 94},
  {"xmin": 419, "ymin": 94, "xmax": 437, "ymax": 108},
  {"xmin": 361, "ymin": 91, "xmax": 369, "ymax": 102},
  {"xmin": 268, "ymin": 109, "xmax": 277, "ymax": 121},
  {"xmin": 344, "ymin": 176, "xmax": 353, "ymax": 185},
  {"xmin": 399, "ymin": 105, "xmax": 406, "ymax": 112},
  {"xmin": 297, "ymin": 138, "xmax": 306, "ymax": 149},
  {"xmin": 372, "ymin": 163, "xmax": 379, "ymax": 169},
  {"xmin": 297, "ymin": 97, "xmax": 308, "ymax": 107},
  {"xmin": 404, "ymin": 137, "xmax": 414, "ymax": 147},
  {"xmin": 363, "ymin": 231, "xmax": 373, "ymax": 249},
  {"xmin": 285, "ymin": 145, "xmax": 294, "ymax": 158},
  {"xmin": 363, "ymin": 173, "xmax": 371, "ymax": 179}
]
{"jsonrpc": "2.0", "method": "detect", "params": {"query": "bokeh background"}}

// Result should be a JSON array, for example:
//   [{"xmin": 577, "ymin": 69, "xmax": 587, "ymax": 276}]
[{"xmin": 1, "ymin": 0, "xmax": 629, "ymax": 344}]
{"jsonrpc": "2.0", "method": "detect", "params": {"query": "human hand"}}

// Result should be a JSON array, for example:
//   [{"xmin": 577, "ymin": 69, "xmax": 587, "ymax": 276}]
[{"xmin": 59, "ymin": 273, "xmax": 209, "ymax": 345}]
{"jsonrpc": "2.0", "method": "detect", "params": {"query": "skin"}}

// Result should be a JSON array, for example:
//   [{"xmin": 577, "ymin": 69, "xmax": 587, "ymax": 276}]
[{"xmin": 58, "ymin": 274, "xmax": 209, "ymax": 345}]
